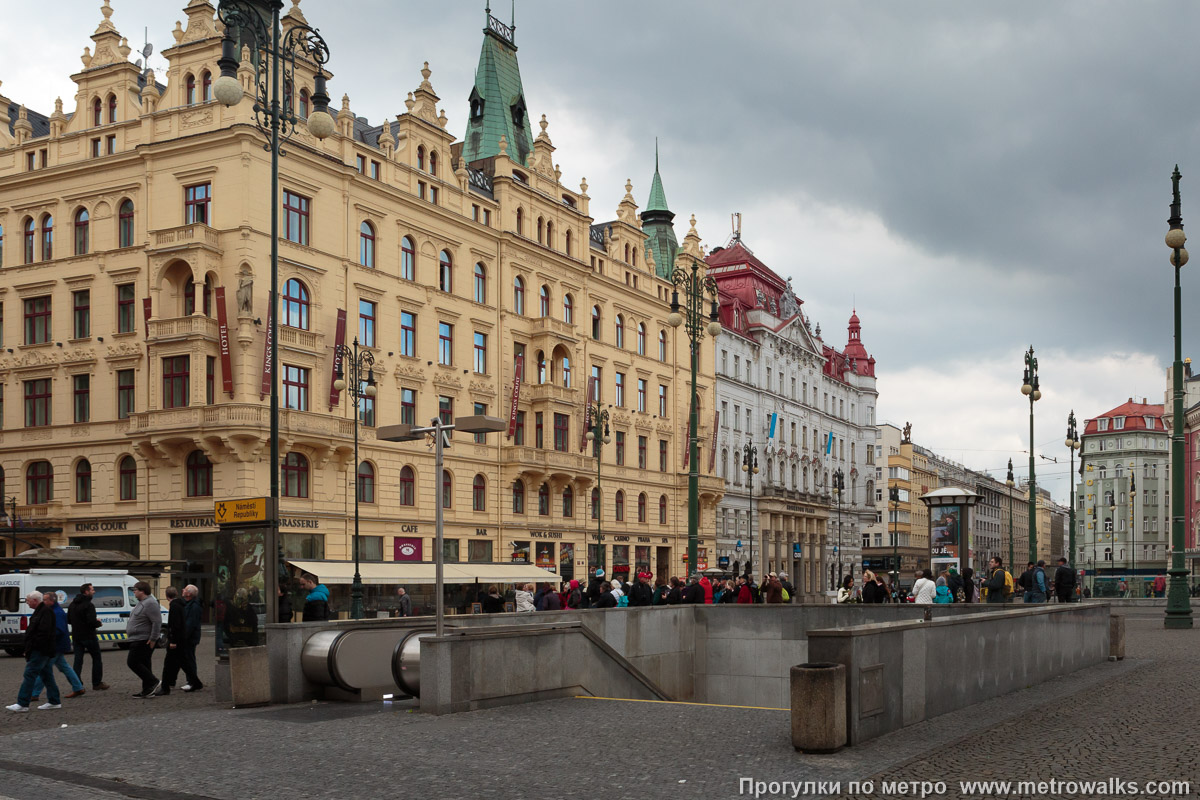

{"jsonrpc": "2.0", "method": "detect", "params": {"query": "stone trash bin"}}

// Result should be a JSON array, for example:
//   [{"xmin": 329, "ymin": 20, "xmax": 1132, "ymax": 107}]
[{"xmin": 790, "ymin": 663, "xmax": 847, "ymax": 754}]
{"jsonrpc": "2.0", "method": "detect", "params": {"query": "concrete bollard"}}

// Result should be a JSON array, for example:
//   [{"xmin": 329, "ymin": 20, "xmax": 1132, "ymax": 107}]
[
  {"xmin": 791, "ymin": 663, "xmax": 847, "ymax": 753},
  {"xmin": 1109, "ymin": 615, "xmax": 1125, "ymax": 661}
]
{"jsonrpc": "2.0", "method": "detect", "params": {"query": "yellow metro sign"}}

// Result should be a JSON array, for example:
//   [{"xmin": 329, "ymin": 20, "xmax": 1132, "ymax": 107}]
[{"xmin": 214, "ymin": 497, "xmax": 271, "ymax": 525}]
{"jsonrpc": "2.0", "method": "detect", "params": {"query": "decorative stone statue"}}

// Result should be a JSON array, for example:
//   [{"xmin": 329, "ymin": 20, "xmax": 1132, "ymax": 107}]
[
  {"xmin": 236, "ymin": 274, "xmax": 253, "ymax": 314},
  {"xmin": 902, "ymin": 422, "xmax": 912, "ymax": 443}
]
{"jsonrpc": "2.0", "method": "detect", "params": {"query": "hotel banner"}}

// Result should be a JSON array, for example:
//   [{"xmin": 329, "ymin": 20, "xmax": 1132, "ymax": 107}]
[
  {"xmin": 327, "ymin": 309, "xmax": 347, "ymax": 409},
  {"xmin": 259, "ymin": 294, "xmax": 273, "ymax": 398},
  {"xmin": 508, "ymin": 352, "xmax": 524, "ymax": 438},
  {"xmin": 708, "ymin": 410, "xmax": 719, "ymax": 473},
  {"xmin": 581, "ymin": 376, "xmax": 597, "ymax": 452},
  {"xmin": 215, "ymin": 287, "xmax": 234, "ymax": 397}
]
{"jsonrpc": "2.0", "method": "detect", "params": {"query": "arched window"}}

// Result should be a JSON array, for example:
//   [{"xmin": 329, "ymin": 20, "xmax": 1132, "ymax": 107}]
[
  {"xmin": 92, "ymin": 97, "xmax": 102, "ymax": 126},
  {"xmin": 0, "ymin": 224, "xmax": 4, "ymax": 268},
  {"xmin": 119, "ymin": 456, "xmax": 137, "ymax": 501},
  {"xmin": 399, "ymin": 466, "xmax": 415, "ymax": 506},
  {"xmin": 512, "ymin": 480, "xmax": 525, "ymax": 514},
  {"xmin": 201, "ymin": 72, "xmax": 212, "ymax": 103},
  {"xmin": 565, "ymin": 229, "xmax": 572, "ymax": 257},
  {"xmin": 23, "ymin": 218, "xmax": 35, "ymax": 264},
  {"xmin": 537, "ymin": 216, "xmax": 544, "ymax": 244},
  {"xmin": 516, "ymin": 207, "xmax": 524, "ymax": 236},
  {"xmin": 636, "ymin": 323, "xmax": 646, "ymax": 356},
  {"xmin": 429, "ymin": 151, "xmax": 438, "ymax": 176},
  {"xmin": 539, "ymin": 285, "xmax": 550, "ymax": 317},
  {"xmin": 359, "ymin": 221, "xmax": 375, "ymax": 267},
  {"xmin": 592, "ymin": 306, "xmax": 601, "ymax": 340},
  {"xmin": 75, "ymin": 459, "xmax": 92, "ymax": 503},
  {"xmin": 562, "ymin": 485, "xmax": 574, "ymax": 517},
  {"xmin": 615, "ymin": 315, "xmax": 625, "ymax": 348},
  {"xmin": 615, "ymin": 490, "xmax": 625, "ymax": 521},
  {"xmin": 637, "ymin": 492, "xmax": 647, "ymax": 523},
  {"xmin": 658, "ymin": 330, "xmax": 667, "ymax": 361},
  {"xmin": 536, "ymin": 350, "xmax": 547, "ymax": 384},
  {"xmin": 561, "ymin": 355, "xmax": 571, "ymax": 388},
  {"xmin": 299, "ymin": 88, "xmax": 310, "ymax": 118},
  {"xmin": 40, "ymin": 214, "xmax": 53, "ymax": 261},
  {"xmin": 118, "ymin": 200, "xmax": 135, "ymax": 248},
  {"xmin": 442, "ymin": 470, "xmax": 452, "ymax": 509},
  {"xmin": 185, "ymin": 74, "xmax": 196, "ymax": 106},
  {"xmin": 26, "ymin": 461, "xmax": 53, "ymax": 505},
  {"xmin": 416, "ymin": 145, "xmax": 425, "ymax": 171},
  {"xmin": 591, "ymin": 488, "xmax": 600, "ymax": 520},
  {"xmin": 473, "ymin": 474, "xmax": 486, "ymax": 511},
  {"xmin": 107, "ymin": 93, "xmax": 117, "ymax": 122},
  {"xmin": 513, "ymin": 276, "xmax": 525, "ymax": 315},
  {"xmin": 281, "ymin": 452, "xmax": 308, "ymax": 498},
  {"xmin": 546, "ymin": 221, "xmax": 554, "ymax": 249},
  {"xmin": 538, "ymin": 483, "xmax": 550, "ymax": 516},
  {"xmin": 186, "ymin": 451, "xmax": 213, "ymax": 497},
  {"xmin": 474, "ymin": 263, "xmax": 487, "ymax": 303},
  {"xmin": 624, "ymin": 243, "xmax": 630, "ymax": 263},
  {"xmin": 563, "ymin": 293, "xmax": 574, "ymax": 324},
  {"xmin": 439, "ymin": 250, "xmax": 453, "ymax": 293},
  {"xmin": 401, "ymin": 236, "xmax": 415, "ymax": 281},
  {"xmin": 632, "ymin": 247, "xmax": 638, "ymax": 267},
  {"xmin": 357, "ymin": 462, "xmax": 375, "ymax": 503},
  {"xmin": 74, "ymin": 208, "xmax": 89, "ymax": 255},
  {"xmin": 659, "ymin": 495, "xmax": 667, "ymax": 525},
  {"xmin": 282, "ymin": 278, "xmax": 310, "ymax": 329}
]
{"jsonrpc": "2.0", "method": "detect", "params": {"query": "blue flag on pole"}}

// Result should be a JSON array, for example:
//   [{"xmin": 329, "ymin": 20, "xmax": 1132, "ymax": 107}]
[
  {"xmin": 825, "ymin": 432, "xmax": 833, "ymax": 455},
  {"xmin": 768, "ymin": 413, "xmax": 778, "ymax": 439}
]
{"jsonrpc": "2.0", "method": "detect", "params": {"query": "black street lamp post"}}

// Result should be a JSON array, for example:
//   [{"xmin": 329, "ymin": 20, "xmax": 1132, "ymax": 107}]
[
  {"xmin": 1164, "ymin": 166, "xmax": 1194, "ymax": 628},
  {"xmin": 214, "ymin": 0, "xmax": 335, "ymax": 623},
  {"xmin": 1006, "ymin": 459, "xmax": 1015, "ymax": 573},
  {"xmin": 585, "ymin": 405, "xmax": 611, "ymax": 574},
  {"xmin": 742, "ymin": 442, "xmax": 759, "ymax": 578},
  {"xmin": 832, "ymin": 468, "xmax": 845, "ymax": 589},
  {"xmin": 668, "ymin": 256, "xmax": 721, "ymax": 578},
  {"xmin": 1020, "ymin": 347, "xmax": 1042, "ymax": 564},
  {"xmin": 1065, "ymin": 412, "xmax": 1081, "ymax": 576},
  {"xmin": 889, "ymin": 486, "xmax": 900, "ymax": 592},
  {"xmin": 333, "ymin": 338, "xmax": 375, "ymax": 620}
]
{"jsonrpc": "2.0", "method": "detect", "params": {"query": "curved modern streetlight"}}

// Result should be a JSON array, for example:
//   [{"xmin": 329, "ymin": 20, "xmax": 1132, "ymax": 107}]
[
  {"xmin": 1021, "ymin": 346, "xmax": 1042, "ymax": 564},
  {"xmin": 333, "ymin": 338, "xmax": 375, "ymax": 619}
]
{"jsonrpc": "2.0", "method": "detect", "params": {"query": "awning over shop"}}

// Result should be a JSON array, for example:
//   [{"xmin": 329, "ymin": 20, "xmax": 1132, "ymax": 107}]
[{"xmin": 286, "ymin": 560, "xmax": 558, "ymax": 586}]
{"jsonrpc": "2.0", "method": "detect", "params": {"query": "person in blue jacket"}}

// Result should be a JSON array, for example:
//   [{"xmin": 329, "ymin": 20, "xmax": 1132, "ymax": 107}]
[
  {"xmin": 933, "ymin": 576, "xmax": 953, "ymax": 604},
  {"xmin": 299, "ymin": 573, "xmax": 330, "ymax": 621},
  {"xmin": 32, "ymin": 592, "xmax": 86, "ymax": 699}
]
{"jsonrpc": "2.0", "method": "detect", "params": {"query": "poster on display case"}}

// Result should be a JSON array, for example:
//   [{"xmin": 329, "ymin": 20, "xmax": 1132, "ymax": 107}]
[
  {"xmin": 930, "ymin": 505, "xmax": 962, "ymax": 561},
  {"xmin": 536, "ymin": 542, "xmax": 555, "ymax": 571},
  {"xmin": 214, "ymin": 527, "xmax": 266, "ymax": 654}
]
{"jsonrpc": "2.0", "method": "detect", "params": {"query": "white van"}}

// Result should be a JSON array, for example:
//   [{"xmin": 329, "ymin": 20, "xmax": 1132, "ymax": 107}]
[{"xmin": 0, "ymin": 569, "xmax": 168, "ymax": 657}]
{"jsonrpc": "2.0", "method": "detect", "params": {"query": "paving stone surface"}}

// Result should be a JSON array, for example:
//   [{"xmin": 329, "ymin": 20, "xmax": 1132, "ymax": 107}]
[{"xmin": 0, "ymin": 609, "xmax": 1191, "ymax": 800}]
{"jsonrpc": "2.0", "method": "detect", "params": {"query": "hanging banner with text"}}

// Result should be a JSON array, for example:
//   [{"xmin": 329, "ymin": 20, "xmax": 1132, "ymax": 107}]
[
  {"xmin": 708, "ymin": 410, "xmax": 719, "ymax": 473},
  {"xmin": 327, "ymin": 309, "xmax": 347, "ymax": 409},
  {"xmin": 682, "ymin": 417, "xmax": 692, "ymax": 469},
  {"xmin": 508, "ymin": 352, "xmax": 524, "ymax": 438},
  {"xmin": 580, "ymin": 376, "xmax": 597, "ymax": 452},
  {"xmin": 215, "ymin": 287, "xmax": 234, "ymax": 396},
  {"xmin": 259, "ymin": 293, "xmax": 273, "ymax": 399}
]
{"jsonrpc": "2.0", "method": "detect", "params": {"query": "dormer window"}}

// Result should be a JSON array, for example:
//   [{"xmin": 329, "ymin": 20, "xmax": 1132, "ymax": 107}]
[
  {"xmin": 1113, "ymin": 416, "xmax": 1125, "ymax": 430},
  {"xmin": 1097, "ymin": 418, "xmax": 1109, "ymax": 431},
  {"xmin": 1144, "ymin": 415, "xmax": 1157, "ymax": 429},
  {"xmin": 469, "ymin": 88, "xmax": 484, "ymax": 120},
  {"xmin": 511, "ymin": 96, "xmax": 526, "ymax": 127}
]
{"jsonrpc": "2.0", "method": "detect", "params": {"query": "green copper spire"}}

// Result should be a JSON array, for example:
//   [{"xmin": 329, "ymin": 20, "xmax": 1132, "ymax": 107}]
[
  {"xmin": 463, "ymin": 5, "xmax": 534, "ymax": 167},
  {"xmin": 641, "ymin": 139, "xmax": 678, "ymax": 279}
]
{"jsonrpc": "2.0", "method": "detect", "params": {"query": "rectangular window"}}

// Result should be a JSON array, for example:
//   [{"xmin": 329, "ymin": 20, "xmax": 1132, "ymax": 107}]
[
  {"xmin": 24, "ymin": 379, "xmax": 51, "ymax": 427},
  {"xmin": 184, "ymin": 182, "xmax": 211, "ymax": 224},
  {"xmin": 483, "ymin": 209, "xmax": 491, "ymax": 227},
  {"xmin": 283, "ymin": 190, "xmax": 310, "ymax": 244},
  {"xmin": 400, "ymin": 311, "xmax": 416, "ymax": 357},
  {"xmin": 439, "ymin": 395, "xmax": 453, "ymax": 438},
  {"xmin": 282, "ymin": 364, "xmax": 309, "ymax": 411},
  {"xmin": 206, "ymin": 356, "xmax": 216, "ymax": 405},
  {"xmin": 355, "ymin": 154, "xmax": 366, "ymax": 173},
  {"xmin": 616, "ymin": 431, "xmax": 626, "ymax": 466},
  {"xmin": 418, "ymin": 181, "xmax": 426, "ymax": 200},
  {"xmin": 473, "ymin": 331, "xmax": 487, "ymax": 374},
  {"xmin": 73, "ymin": 374, "xmax": 90, "ymax": 423},
  {"xmin": 733, "ymin": 405, "xmax": 741, "ymax": 431},
  {"xmin": 659, "ymin": 385, "xmax": 667, "ymax": 417},
  {"xmin": 117, "ymin": 369, "xmax": 135, "ymax": 419},
  {"xmin": 468, "ymin": 540, "xmax": 493, "ymax": 563},
  {"xmin": 370, "ymin": 160, "xmax": 380, "ymax": 180},
  {"xmin": 117, "ymin": 284, "xmax": 136, "ymax": 333},
  {"xmin": 472, "ymin": 204, "xmax": 480, "ymax": 222},
  {"xmin": 72, "ymin": 290, "xmax": 90, "ymax": 339},
  {"xmin": 535, "ymin": 412, "xmax": 544, "ymax": 449},
  {"xmin": 359, "ymin": 381, "xmax": 375, "ymax": 427},
  {"xmin": 615, "ymin": 372, "xmax": 625, "ymax": 407},
  {"xmin": 659, "ymin": 439, "xmax": 668, "ymax": 472},
  {"xmin": 638, "ymin": 435, "xmax": 647, "ymax": 469},
  {"xmin": 513, "ymin": 410, "xmax": 526, "ymax": 445},
  {"xmin": 400, "ymin": 387, "xmax": 416, "ymax": 426},
  {"xmin": 438, "ymin": 322, "xmax": 453, "ymax": 365},
  {"xmin": 473, "ymin": 402, "xmax": 488, "ymax": 444},
  {"xmin": 553, "ymin": 413, "xmax": 569, "ymax": 452},
  {"xmin": 162, "ymin": 355, "xmax": 190, "ymax": 409},
  {"xmin": 106, "ymin": 135, "xmax": 116, "ymax": 155},
  {"xmin": 591, "ymin": 365, "xmax": 602, "ymax": 401},
  {"xmin": 637, "ymin": 379, "xmax": 647, "ymax": 413},
  {"xmin": 430, "ymin": 186, "xmax": 439, "ymax": 205},
  {"xmin": 23, "ymin": 296, "xmax": 51, "ymax": 344},
  {"xmin": 91, "ymin": 138, "xmax": 101, "ymax": 158},
  {"xmin": 358, "ymin": 299, "xmax": 376, "ymax": 347}
]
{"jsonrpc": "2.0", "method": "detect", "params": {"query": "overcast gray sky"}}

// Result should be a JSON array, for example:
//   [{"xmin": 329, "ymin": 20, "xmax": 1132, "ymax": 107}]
[{"xmin": 5, "ymin": 0, "xmax": 1195, "ymax": 504}]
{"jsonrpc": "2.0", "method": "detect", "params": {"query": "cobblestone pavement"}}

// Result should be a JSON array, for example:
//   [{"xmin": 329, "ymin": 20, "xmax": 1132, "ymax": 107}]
[{"xmin": 0, "ymin": 610, "xmax": 1191, "ymax": 800}]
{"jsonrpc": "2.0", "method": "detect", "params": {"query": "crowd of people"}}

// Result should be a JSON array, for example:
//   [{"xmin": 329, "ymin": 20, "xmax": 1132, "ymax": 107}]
[{"xmin": 7, "ymin": 581, "xmax": 204, "ymax": 713}]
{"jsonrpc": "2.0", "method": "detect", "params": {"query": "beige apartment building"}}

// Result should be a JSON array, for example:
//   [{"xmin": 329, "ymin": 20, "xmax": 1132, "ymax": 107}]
[{"xmin": 0, "ymin": 1, "xmax": 723, "ymax": 609}]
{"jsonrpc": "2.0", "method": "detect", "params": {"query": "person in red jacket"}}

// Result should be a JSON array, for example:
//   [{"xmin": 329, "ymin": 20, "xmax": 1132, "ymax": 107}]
[
  {"xmin": 736, "ymin": 576, "xmax": 754, "ymax": 604},
  {"xmin": 698, "ymin": 575, "xmax": 714, "ymax": 604}
]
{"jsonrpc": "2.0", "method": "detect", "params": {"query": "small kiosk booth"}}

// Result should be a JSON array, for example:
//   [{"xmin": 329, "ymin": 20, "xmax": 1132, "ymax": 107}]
[{"xmin": 919, "ymin": 487, "xmax": 981, "ymax": 576}]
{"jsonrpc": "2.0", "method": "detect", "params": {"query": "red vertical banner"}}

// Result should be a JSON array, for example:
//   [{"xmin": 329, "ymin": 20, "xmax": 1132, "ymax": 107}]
[
  {"xmin": 259, "ymin": 293, "xmax": 273, "ymax": 399},
  {"xmin": 142, "ymin": 298, "xmax": 151, "ymax": 337},
  {"xmin": 327, "ymin": 309, "xmax": 347, "ymax": 409},
  {"xmin": 580, "ymin": 376, "xmax": 597, "ymax": 452},
  {"xmin": 215, "ymin": 287, "xmax": 234, "ymax": 397},
  {"xmin": 708, "ymin": 410, "xmax": 719, "ymax": 473},
  {"xmin": 507, "ymin": 352, "xmax": 524, "ymax": 438},
  {"xmin": 682, "ymin": 417, "xmax": 692, "ymax": 469}
]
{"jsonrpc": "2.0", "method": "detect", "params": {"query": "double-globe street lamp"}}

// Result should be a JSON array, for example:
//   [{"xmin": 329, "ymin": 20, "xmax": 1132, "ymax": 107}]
[
  {"xmin": 742, "ymin": 442, "xmax": 759, "ymax": 578},
  {"xmin": 889, "ymin": 486, "xmax": 900, "ymax": 594},
  {"xmin": 214, "ymin": 0, "xmax": 336, "ymax": 622},
  {"xmin": 1006, "ymin": 459, "xmax": 1015, "ymax": 575},
  {"xmin": 668, "ymin": 256, "xmax": 721, "ymax": 577},
  {"xmin": 1020, "ymin": 346, "xmax": 1042, "ymax": 564},
  {"xmin": 1164, "ymin": 166, "xmax": 1194, "ymax": 629},
  {"xmin": 1065, "ymin": 412, "xmax": 1081, "ymax": 589},
  {"xmin": 332, "ymin": 338, "xmax": 375, "ymax": 620},
  {"xmin": 585, "ymin": 404, "xmax": 611, "ymax": 574},
  {"xmin": 832, "ymin": 468, "xmax": 845, "ymax": 590}
]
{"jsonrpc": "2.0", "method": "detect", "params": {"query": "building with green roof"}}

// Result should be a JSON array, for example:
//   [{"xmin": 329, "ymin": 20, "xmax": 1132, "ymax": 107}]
[
  {"xmin": 463, "ymin": 8, "xmax": 534, "ymax": 167},
  {"xmin": 641, "ymin": 144, "xmax": 678, "ymax": 279}
]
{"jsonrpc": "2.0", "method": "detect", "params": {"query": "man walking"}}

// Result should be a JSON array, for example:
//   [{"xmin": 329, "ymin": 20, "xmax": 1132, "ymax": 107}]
[
  {"xmin": 68, "ymin": 583, "xmax": 108, "ymax": 690},
  {"xmin": 126, "ymin": 581, "xmax": 161, "ymax": 698},
  {"xmin": 159, "ymin": 586, "xmax": 185, "ymax": 695},
  {"xmin": 299, "ymin": 573, "xmax": 330, "ymax": 622},
  {"xmin": 31, "ymin": 592, "xmax": 86, "ymax": 700},
  {"xmin": 396, "ymin": 587, "xmax": 412, "ymax": 617},
  {"xmin": 984, "ymin": 557, "xmax": 1011, "ymax": 604},
  {"xmin": 1018, "ymin": 562, "xmax": 1035, "ymax": 603},
  {"xmin": 1027, "ymin": 560, "xmax": 1049, "ymax": 603},
  {"xmin": 1053, "ymin": 557, "xmax": 1076, "ymax": 604},
  {"xmin": 6, "ymin": 592, "xmax": 61, "ymax": 712},
  {"xmin": 179, "ymin": 585, "xmax": 204, "ymax": 692}
]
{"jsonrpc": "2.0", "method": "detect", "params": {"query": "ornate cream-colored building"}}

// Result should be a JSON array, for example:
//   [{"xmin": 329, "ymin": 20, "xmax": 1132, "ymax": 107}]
[{"xmin": 0, "ymin": 0, "xmax": 723, "ymax": 611}]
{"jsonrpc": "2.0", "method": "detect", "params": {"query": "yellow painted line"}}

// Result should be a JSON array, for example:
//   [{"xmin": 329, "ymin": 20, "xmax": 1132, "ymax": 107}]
[{"xmin": 575, "ymin": 695, "xmax": 788, "ymax": 711}]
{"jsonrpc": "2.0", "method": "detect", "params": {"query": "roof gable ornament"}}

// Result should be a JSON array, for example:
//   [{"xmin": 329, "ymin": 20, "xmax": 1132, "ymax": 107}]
[
  {"xmin": 409, "ymin": 62, "xmax": 441, "ymax": 125},
  {"xmin": 87, "ymin": 0, "xmax": 130, "ymax": 69},
  {"xmin": 181, "ymin": 0, "xmax": 218, "ymax": 45},
  {"xmin": 681, "ymin": 214, "xmax": 703, "ymax": 257},
  {"xmin": 616, "ymin": 179, "xmax": 639, "ymax": 225}
]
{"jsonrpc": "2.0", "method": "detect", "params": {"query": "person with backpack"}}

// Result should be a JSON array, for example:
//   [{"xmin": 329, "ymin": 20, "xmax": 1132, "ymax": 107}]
[
  {"xmin": 933, "ymin": 576, "xmax": 953, "ymax": 604},
  {"xmin": 778, "ymin": 572, "xmax": 796, "ymax": 603},
  {"xmin": 984, "ymin": 556, "xmax": 1011, "ymax": 604},
  {"xmin": 564, "ymin": 580, "xmax": 583, "ymax": 610},
  {"xmin": 1027, "ymin": 560, "xmax": 1049, "ymax": 603}
]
